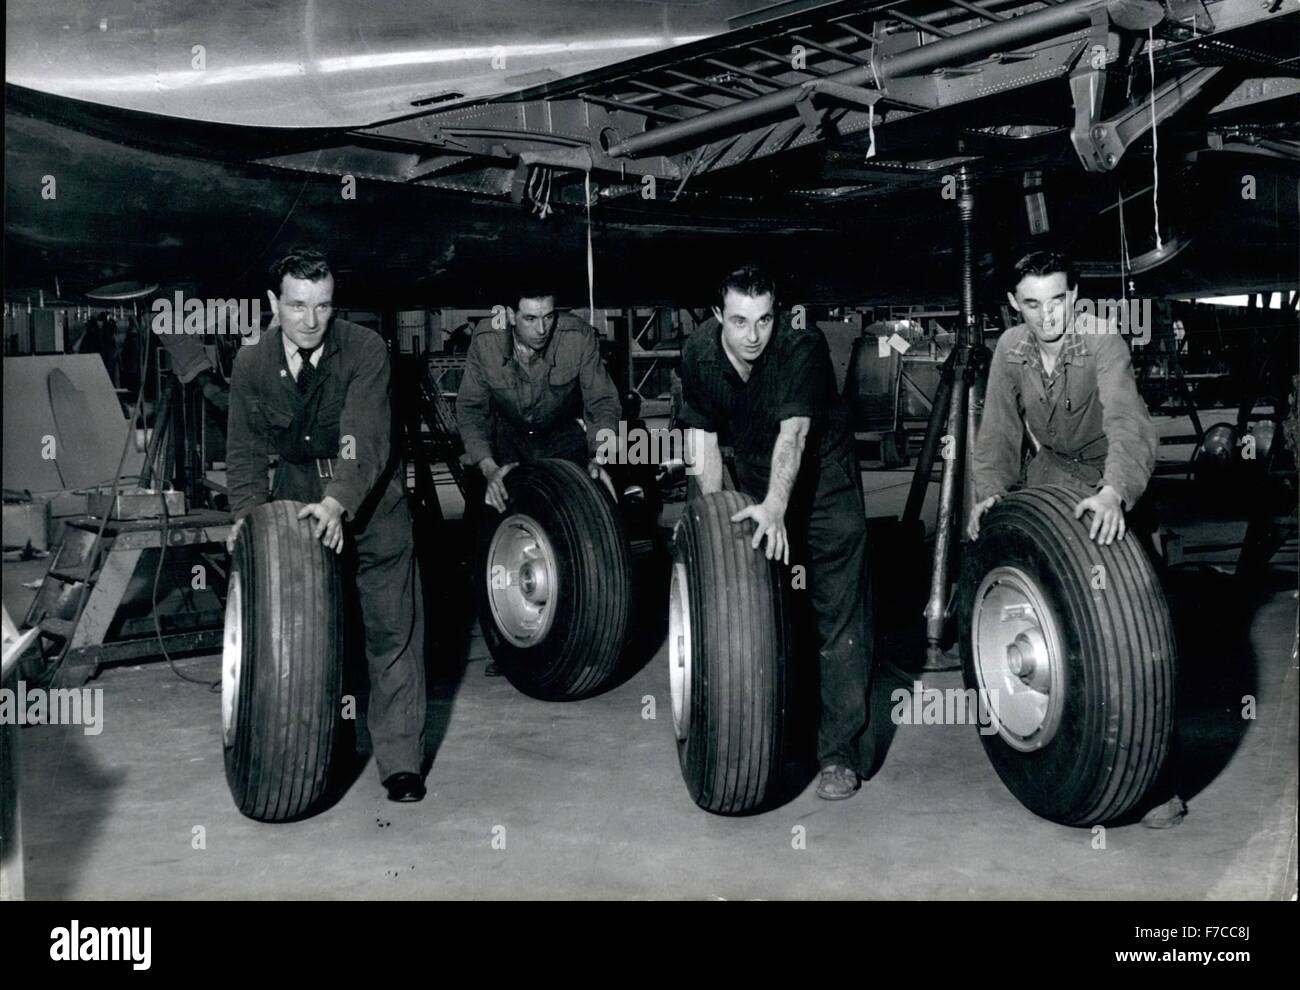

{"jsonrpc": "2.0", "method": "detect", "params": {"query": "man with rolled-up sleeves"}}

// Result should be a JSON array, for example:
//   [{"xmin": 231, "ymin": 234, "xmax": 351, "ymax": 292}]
[
  {"xmin": 678, "ymin": 264, "xmax": 874, "ymax": 801},
  {"xmin": 226, "ymin": 247, "xmax": 427, "ymax": 803}
]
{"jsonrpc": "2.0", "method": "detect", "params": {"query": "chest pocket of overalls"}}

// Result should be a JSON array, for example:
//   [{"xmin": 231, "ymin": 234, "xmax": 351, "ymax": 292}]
[
  {"xmin": 1060, "ymin": 362, "xmax": 1096, "ymax": 425},
  {"xmin": 484, "ymin": 364, "xmax": 527, "ymax": 427},
  {"xmin": 547, "ymin": 363, "xmax": 581, "ymax": 419},
  {"xmin": 304, "ymin": 388, "xmax": 344, "ymax": 458},
  {"xmin": 261, "ymin": 400, "xmax": 296, "ymax": 437},
  {"xmin": 258, "ymin": 399, "xmax": 308, "ymax": 463}
]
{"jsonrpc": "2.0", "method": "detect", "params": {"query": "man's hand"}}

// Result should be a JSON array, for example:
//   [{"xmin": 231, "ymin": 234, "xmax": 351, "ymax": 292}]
[
  {"xmin": 731, "ymin": 499, "xmax": 790, "ymax": 564},
  {"xmin": 298, "ymin": 496, "xmax": 346, "ymax": 553},
  {"xmin": 1074, "ymin": 485, "xmax": 1126, "ymax": 545},
  {"xmin": 481, "ymin": 459, "xmax": 517, "ymax": 513},
  {"xmin": 588, "ymin": 460, "xmax": 617, "ymax": 502},
  {"xmin": 968, "ymin": 494, "xmax": 1003, "ymax": 541},
  {"xmin": 226, "ymin": 516, "xmax": 244, "ymax": 554}
]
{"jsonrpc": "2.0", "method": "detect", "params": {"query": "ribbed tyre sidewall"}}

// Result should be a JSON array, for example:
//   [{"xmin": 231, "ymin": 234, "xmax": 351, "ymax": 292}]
[
  {"xmin": 223, "ymin": 500, "xmax": 344, "ymax": 822},
  {"xmin": 674, "ymin": 491, "xmax": 788, "ymax": 815}
]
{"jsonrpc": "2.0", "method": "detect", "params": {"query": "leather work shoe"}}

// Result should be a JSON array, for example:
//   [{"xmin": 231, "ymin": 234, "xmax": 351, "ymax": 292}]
[
  {"xmin": 816, "ymin": 765, "xmax": 861, "ymax": 801},
  {"xmin": 1140, "ymin": 795, "xmax": 1188, "ymax": 829},
  {"xmin": 383, "ymin": 772, "xmax": 426, "ymax": 803}
]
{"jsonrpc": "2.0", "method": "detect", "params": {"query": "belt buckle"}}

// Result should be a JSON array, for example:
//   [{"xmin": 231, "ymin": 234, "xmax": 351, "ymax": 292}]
[{"xmin": 316, "ymin": 458, "xmax": 335, "ymax": 480}]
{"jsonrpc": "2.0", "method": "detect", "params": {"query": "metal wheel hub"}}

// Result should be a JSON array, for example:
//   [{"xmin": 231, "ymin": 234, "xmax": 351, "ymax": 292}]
[
  {"xmin": 668, "ymin": 561, "xmax": 692, "ymax": 741},
  {"xmin": 221, "ymin": 571, "xmax": 242, "ymax": 747},
  {"xmin": 487, "ymin": 513, "xmax": 559, "ymax": 648},
  {"xmin": 971, "ymin": 565, "xmax": 1065, "ymax": 751}
]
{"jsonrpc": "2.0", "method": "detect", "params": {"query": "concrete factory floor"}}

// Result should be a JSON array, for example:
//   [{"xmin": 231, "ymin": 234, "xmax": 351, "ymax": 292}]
[{"xmin": 4, "ymin": 416, "xmax": 1297, "ymax": 900}]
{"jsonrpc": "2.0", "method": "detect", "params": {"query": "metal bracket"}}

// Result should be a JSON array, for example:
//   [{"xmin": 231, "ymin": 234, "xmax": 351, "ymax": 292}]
[
  {"xmin": 1068, "ymin": 0, "xmax": 1230, "ymax": 171},
  {"xmin": 795, "ymin": 80, "xmax": 885, "ymax": 136},
  {"xmin": 1073, "ymin": 64, "xmax": 1224, "ymax": 171},
  {"xmin": 793, "ymin": 79, "xmax": 932, "ymax": 139},
  {"xmin": 1068, "ymin": 5, "xmax": 1119, "ymax": 166},
  {"xmin": 1162, "ymin": 0, "xmax": 1216, "ymax": 39}
]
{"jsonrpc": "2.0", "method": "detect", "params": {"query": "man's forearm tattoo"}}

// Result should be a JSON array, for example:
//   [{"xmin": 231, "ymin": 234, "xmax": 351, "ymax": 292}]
[{"xmin": 766, "ymin": 429, "xmax": 806, "ymax": 509}]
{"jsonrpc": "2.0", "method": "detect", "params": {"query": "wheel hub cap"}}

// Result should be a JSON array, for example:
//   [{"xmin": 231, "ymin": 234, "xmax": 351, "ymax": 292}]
[
  {"xmin": 971, "ymin": 566, "xmax": 1065, "ymax": 750},
  {"xmin": 668, "ymin": 561, "xmax": 692, "ymax": 741},
  {"xmin": 220, "ymin": 571, "xmax": 242, "ymax": 747},
  {"xmin": 486, "ymin": 514, "xmax": 559, "ymax": 648}
]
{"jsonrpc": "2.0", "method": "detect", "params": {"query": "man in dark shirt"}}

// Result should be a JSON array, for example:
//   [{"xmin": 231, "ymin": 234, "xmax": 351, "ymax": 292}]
[
  {"xmin": 678, "ymin": 264, "xmax": 872, "ymax": 800},
  {"xmin": 455, "ymin": 288, "xmax": 622, "ymax": 513},
  {"xmin": 226, "ymin": 248, "xmax": 427, "ymax": 804}
]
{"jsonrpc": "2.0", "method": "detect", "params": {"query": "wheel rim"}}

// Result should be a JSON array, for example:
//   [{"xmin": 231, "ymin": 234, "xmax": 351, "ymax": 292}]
[
  {"xmin": 971, "ymin": 565, "xmax": 1065, "ymax": 751},
  {"xmin": 220, "ymin": 571, "xmax": 242, "ymax": 747},
  {"xmin": 486, "ymin": 513, "xmax": 559, "ymax": 648},
  {"xmin": 668, "ymin": 561, "xmax": 692, "ymax": 741}
]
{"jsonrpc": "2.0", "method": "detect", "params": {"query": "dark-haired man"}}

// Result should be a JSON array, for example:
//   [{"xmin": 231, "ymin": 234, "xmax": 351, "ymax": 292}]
[
  {"xmin": 969, "ymin": 249, "xmax": 1158, "ymax": 544},
  {"xmin": 969, "ymin": 250, "xmax": 1185, "ymax": 828},
  {"xmin": 226, "ymin": 248, "xmax": 428, "ymax": 803},
  {"xmin": 456, "ymin": 288, "xmax": 622, "ymax": 513},
  {"xmin": 678, "ymin": 265, "xmax": 873, "ymax": 801}
]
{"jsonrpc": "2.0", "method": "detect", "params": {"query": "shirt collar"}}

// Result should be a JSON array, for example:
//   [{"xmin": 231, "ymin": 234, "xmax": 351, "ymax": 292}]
[
  {"xmin": 276, "ymin": 322, "xmax": 335, "ymax": 365},
  {"xmin": 505, "ymin": 321, "xmax": 559, "ymax": 368},
  {"xmin": 711, "ymin": 318, "xmax": 773, "ymax": 382},
  {"xmin": 1005, "ymin": 321, "xmax": 1090, "ymax": 367}
]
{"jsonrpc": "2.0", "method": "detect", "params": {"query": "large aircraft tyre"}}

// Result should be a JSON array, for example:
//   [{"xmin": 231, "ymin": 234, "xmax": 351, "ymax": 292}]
[
  {"xmin": 958, "ymin": 485, "xmax": 1177, "ymax": 826},
  {"xmin": 670, "ymin": 491, "xmax": 789, "ymax": 815},
  {"xmin": 223, "ymin": 500, "xmax": 345, "ymax": 822},
  {"xmin": 476, "ymin": 459, "xmax": 632, "ymax": 700}
]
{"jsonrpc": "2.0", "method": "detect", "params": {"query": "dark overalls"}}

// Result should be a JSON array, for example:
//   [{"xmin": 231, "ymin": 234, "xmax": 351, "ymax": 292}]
[
  {"xmin": 227, "ymin": 320, "xmax": 426, "ymax": 781},
  {"xmin": 679, "ymin": 317, "xmax": 874, "ymax": 775}
]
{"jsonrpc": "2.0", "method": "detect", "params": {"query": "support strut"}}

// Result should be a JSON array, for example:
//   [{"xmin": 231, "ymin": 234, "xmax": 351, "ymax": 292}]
[{"xmin": 920, "ymin": 166, "xmax": 990, "ymax": 668}]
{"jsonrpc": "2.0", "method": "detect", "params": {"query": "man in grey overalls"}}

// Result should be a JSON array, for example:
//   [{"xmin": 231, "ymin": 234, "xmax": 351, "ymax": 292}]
[{"xmin": 226, "ymin": 248, "xmax": 427, "ymax": 803}]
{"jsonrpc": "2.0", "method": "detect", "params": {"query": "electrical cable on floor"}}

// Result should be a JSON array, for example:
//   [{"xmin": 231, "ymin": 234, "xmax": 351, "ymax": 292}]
[
  {"xmin": 151, "ymin": 483, "xmax": 220, "ymax": 689},
  {"xmin": 1147, "ymin": 27, "xmax": 1163, "ymax": 253}
]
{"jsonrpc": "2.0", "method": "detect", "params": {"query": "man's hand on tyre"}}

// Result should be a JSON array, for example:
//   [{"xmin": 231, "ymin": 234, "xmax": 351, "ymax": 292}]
[
  {"xmin": 298, "ymin": 496, "xmax": 346, "ymax": 553},
  {"xmin": 1074, "ymin": 485, "xmax": 1126, "ymax": 545},
  {"xmin": 482, "ymin": 460, "xmax": 517, "ymax": 513},
  {"xmin": 226, "ymin": 516, "xmax": 244, "ymax": 554},
  {"xmin": 588, "ymin": 459, "xmax": 617, "ymax": 502},
  {"xmin": 968, "ymin": 494, "xmax": 1003, "ymax": 541},
  {"xmin": 731, "ymin": 499, "xmax": 790, "ymax": 565}
]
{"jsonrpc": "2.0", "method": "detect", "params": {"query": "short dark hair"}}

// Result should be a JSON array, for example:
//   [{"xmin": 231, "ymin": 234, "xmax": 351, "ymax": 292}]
[
  {"xmin": 1008, "ymin": 249, "xmax": 1075, "ymax": 294},
  {"xmin": 716, "ymin": 264, "xmax": 776, "ymax": 311},
  {"xmin": 269, "ymin": 247, "xmax": 333, "ymax": 295},
  {"xmin": 516, "ymin": 285, "xmax": 556, "ymax": 308}
]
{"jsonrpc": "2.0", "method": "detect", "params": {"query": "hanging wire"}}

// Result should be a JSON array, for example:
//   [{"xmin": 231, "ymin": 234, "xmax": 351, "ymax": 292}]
[
  {"xmin": 585, "ymin": 171, "xmax": 596, "ymax": 330},
  {"xmin": 1147, "ymin": 27, "xmax": 1163, "ymax": 252}
]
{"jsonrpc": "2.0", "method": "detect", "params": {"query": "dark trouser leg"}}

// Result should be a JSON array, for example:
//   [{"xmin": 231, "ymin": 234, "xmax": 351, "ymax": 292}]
[
  {"xmin": 353, "ymin": 498, "xmax": 427, "ymax": 780},
  {"xmin": 804, "ymin": 457, "xmax": 873, "ymax": 774}
]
